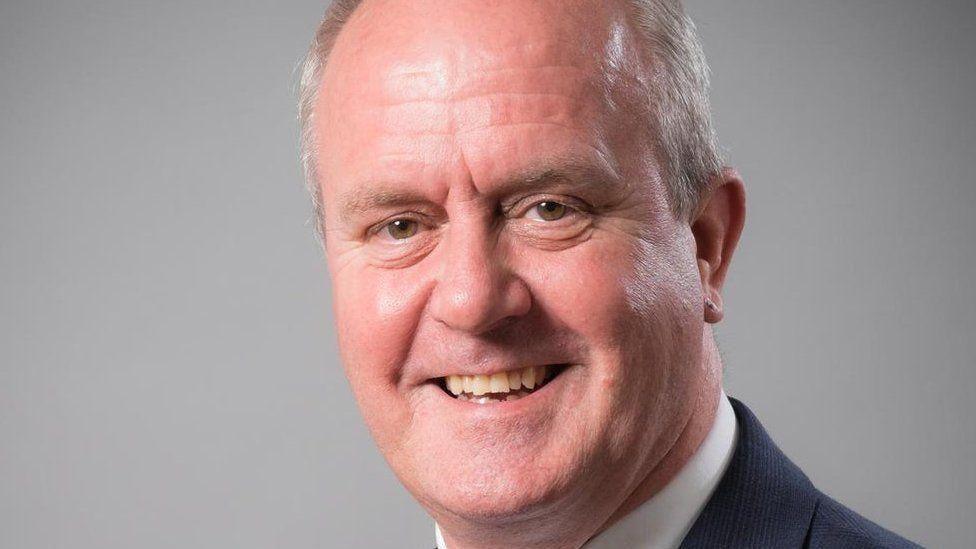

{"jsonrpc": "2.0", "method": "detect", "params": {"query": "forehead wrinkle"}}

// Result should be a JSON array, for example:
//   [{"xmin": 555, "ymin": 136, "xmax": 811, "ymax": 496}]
[
  {"xmin": 369, "ymin": 94, "xmax": 590, "ymax": 139},
  {"xmin": 372, "ymin": 83, "xmax": 589, "ymax": 109},
  {"xmin": 378, "ymin": 68, "xmax": 607, "ymax": 151},
  {"xmin": 380, "ymin": 58, "xmax": 455, "ymax": 105}
]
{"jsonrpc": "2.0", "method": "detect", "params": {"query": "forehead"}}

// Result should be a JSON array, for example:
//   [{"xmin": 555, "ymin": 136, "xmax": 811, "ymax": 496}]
[
  {"xmin": 324, "ymin": 0, "xmax": 640, "ymax": 91},
  {"xmin": 314, "ymin": 0, "xmax": 652, "ymax": 215}
]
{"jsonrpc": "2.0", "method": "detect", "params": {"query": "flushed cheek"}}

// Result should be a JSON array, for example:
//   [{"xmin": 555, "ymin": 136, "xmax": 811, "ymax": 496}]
[
  {"xmin": 332, "ymin": 266, "xmax": 433, "ymax": 420},
  {"xmin": 530, "ymin": 235, "xmax": 660, "ymax": 354},
  {"xmin": 526, "ymin": 236, "xmax": 681, "ymax": 435}
]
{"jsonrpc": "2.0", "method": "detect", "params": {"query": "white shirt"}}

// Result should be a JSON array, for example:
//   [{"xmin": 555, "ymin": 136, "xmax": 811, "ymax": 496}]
[{"xmin": 435, "ymin": 389, "xmax": 738, "ymax": 549}]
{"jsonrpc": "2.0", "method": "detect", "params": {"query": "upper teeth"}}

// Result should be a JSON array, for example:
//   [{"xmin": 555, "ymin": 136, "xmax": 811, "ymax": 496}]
[{"xmin": 445, "ymin": 365, "xmax": 548, "ymax": 396}]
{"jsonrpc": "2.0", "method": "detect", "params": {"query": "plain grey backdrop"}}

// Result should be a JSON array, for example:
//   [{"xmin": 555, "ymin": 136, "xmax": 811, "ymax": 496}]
[{"xmin": 2, "ymin": 1, "xmax": 973, "ymax": 547}]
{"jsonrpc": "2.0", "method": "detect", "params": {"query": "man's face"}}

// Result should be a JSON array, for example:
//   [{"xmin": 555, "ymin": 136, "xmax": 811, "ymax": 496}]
[{"xmin": 315, "ymin": 0, "xmax": 710, "ymax": 530}]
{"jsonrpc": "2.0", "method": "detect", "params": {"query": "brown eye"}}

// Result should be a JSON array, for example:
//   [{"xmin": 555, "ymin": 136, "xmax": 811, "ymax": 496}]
[
  {"xmin": 386, "ymin": 219, "xmax": 418, "ymax": 239},
  {"xmin": 534, "ymin": 201, "xmax": 567, "ymax": 221}
]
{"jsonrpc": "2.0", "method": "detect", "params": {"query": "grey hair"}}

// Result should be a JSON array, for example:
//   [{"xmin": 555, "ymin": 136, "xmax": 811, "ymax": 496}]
[
  {"xmin": 297, "ymin": 0, "xmax": 722, "ymax": 241},
  {"xmin": 297, "ymin": 0, "xmax": 361, "ymax": 243}
]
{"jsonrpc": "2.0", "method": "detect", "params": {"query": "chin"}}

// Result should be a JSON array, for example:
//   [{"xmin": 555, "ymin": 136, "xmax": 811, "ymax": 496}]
[
  {"xmin": 425, "ymin": 472, "xmax": 572, "ymax": 525},
  {"xmin": 404, "ymin": 438, "xmax": 593, "ymax": 526}
]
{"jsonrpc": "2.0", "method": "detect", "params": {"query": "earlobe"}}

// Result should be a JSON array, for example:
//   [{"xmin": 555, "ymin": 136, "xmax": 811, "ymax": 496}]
[
  {"xmin": 691, "ymin": 168, "xmax": 746, "ymax": 324},
  {"xmin": 697, "ymin": 257, "xmax": 724, "ymax": 323},
  {"xmin": 704, "ymin": 295, "xmax": 723, "ymax": 323}
]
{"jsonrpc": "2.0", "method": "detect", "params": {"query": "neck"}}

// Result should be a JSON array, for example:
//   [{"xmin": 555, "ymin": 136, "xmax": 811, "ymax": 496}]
[{"xmin": 587, "ymin": 346, "xmax": 723, "ymax": 541}]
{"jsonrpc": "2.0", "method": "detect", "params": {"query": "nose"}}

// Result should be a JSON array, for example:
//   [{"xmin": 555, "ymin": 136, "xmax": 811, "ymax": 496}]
[{"xmin": 428, "ymin": 221, "xmax": 532, "ymax": 334}]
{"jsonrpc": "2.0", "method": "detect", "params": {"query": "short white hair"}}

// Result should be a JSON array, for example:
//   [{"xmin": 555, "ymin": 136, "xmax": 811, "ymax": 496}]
[{"xmin": 297, "ymin": 0, "xmax": 722, "ymax": 241}]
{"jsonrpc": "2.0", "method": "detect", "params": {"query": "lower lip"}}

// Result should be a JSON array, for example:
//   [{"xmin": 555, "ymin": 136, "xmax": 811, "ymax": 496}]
[{"xmin": 431, "ymin": 364, "xmax": 576, "ymax": 417}]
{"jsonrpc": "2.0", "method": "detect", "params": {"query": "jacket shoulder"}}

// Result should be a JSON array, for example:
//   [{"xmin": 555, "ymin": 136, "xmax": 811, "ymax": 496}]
[{"xmin": 807, "ymin": 493, "xmax": 923, "ymax": 549}]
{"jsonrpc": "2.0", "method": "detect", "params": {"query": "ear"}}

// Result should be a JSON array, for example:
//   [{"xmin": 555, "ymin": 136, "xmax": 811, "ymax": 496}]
[{"xmin": 691, "ymin": 168, "xmax": 746, "ymax": 324}]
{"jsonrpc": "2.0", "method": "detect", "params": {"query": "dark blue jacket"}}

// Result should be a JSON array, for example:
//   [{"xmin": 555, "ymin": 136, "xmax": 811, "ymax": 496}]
[{"xmin": 679, "ymin": 396, "xmax": 922, "ymax": 548}]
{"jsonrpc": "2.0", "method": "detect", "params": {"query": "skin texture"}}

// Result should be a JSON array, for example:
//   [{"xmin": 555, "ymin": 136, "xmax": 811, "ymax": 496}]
[{"xmin": 312, "ymin": 0, "xmax": 746, "ymax": 547}]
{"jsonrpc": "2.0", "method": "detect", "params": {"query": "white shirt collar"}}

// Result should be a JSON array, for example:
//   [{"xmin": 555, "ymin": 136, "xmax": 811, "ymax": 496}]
[{"xmin": 435, "ymin": 389, "xmax": 737, "ymax": 549}]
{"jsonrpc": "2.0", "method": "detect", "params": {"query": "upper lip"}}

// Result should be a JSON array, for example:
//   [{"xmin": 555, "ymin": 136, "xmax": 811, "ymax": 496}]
[{"xmin": 424, "ymin": 362, "xmax": 569, "ymax": 382}]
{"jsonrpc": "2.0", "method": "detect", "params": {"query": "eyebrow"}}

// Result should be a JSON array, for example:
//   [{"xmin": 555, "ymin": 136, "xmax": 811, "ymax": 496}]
[{"xmin": 337, "ymin": 153, "xmax": 623, "ymax": 224}]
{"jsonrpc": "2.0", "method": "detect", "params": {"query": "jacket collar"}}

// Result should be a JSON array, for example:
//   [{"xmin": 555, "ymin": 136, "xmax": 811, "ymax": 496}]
[{"xmin": 679, "ymin": 396, "xmax": 819, "ymax": 548}]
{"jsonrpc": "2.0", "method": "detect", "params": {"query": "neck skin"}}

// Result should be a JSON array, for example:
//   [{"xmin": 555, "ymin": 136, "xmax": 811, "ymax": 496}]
[
  {"xmin": 587, "ymin": 335, "xmax": 723, "ymax": 542},
  {"xmin": 440, "ymin": 332, "xmax": 725, "ymax": 549}
]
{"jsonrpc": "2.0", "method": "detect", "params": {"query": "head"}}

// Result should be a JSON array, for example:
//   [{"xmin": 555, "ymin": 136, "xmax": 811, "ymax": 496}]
[{"xmin": 299, "ymin": 0, "xmax": 745, "ymax": 545}]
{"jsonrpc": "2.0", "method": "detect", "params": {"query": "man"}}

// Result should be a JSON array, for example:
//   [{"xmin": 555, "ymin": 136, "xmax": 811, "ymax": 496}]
[{"xmin": 297, "ymin": 0, "xmax": 920, "ymax": 547}]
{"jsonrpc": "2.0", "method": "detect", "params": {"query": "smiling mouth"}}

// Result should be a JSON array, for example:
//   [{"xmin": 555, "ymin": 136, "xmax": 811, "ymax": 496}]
[{"xmin": 436, "ymin": 364, "xmax": 568, "ymax": 404}]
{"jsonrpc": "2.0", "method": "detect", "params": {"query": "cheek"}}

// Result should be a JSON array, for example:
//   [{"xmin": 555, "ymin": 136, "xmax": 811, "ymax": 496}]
[
  {"xmin": 331, "ymin": 263, "xmax": 430, "ymax": 391},
  {"xmin": 525, "ymin": 229, "xmax": 702, "ymax": 402},
  {"xmin": 526, "ymin": 233, "xmax": 669, "ymax": 352},
  {"xmin": 330, "ymin": 262, "xmax": 439, "ymax": 455}
]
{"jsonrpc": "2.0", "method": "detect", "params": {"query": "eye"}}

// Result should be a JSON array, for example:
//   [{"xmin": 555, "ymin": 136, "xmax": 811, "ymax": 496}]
[
  {"xmin": 526, "ymin": 200, "xmax": 570, "ymax": 222},
  {"xmin": 366, "ymin": 215, "xmax": 438, "ymax": 266},
  {"xmin": 382, "ymin": 218, "xmax": 419, "ymax": 240}
]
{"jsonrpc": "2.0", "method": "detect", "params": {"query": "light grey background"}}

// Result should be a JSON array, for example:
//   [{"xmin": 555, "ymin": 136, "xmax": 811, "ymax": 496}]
[{"xmin": 1, "ymin": 1, "xmax": 973, "ymax": 547}]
